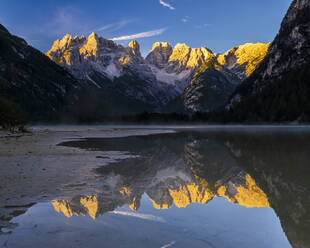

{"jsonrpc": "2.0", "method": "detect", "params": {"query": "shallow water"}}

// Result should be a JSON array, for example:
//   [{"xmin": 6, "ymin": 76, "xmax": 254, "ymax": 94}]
[{"xmin": 1, "ymin": 126, "xmax": 310, "ymax": 248}]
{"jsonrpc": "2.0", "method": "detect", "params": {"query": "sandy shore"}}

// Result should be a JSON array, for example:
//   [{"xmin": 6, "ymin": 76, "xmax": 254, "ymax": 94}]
[{"xmin": 0, "ymin": 126, "xmax": 175, "ymax": 207}]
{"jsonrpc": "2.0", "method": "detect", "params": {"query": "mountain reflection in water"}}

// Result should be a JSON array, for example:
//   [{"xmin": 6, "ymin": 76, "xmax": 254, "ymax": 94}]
[
  {"xmin": 1, "ymin": 129, "xmax": 309, "ymax": 248},
  {"xmin": 52, "ymin": 169, "xmax": 270, "ymax": 220},
  {"xmin": 57, "ymin": 130, "xmax": 310, "ymax": 248}
]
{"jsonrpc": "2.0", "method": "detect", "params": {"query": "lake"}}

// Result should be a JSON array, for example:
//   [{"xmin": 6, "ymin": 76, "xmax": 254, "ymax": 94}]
[{"xmin": 0, "ymin": 126, "xmax": 309, "ymax": 248}]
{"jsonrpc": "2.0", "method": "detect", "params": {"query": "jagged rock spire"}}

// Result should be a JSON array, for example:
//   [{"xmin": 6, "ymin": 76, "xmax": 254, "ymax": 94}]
[
  {"xmin": 128, "ymin": 40, "xmax": 141, "ymax": 57},
  {"xmin": 146, "ymin": 42, "xmax": 173, "ymax": 69}
]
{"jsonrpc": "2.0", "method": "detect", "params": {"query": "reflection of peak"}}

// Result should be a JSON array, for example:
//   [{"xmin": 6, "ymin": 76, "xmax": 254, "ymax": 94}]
[
  {"xmin": 168, "ymin": 183, "xmax": 213, "ymax": 208},
  {"xmin": 51, "ymin": 172, "xmax": 269, "ymax": 219},
  {"xmin": 80, "ymin": 195, "xmax": 99, "ymax": 219},
  {"xmin": 217, "ymin": 174, "xmax": 270, "ymax": 208},
  {"xmin": 52, "ymin": 195, "xmax": 100, "ymax": 220},
  {"xmin": 52, "ymin": 200, "xmax": 75, "ymax": 218},
  {"xmin": 161, "ymin": 173, "xmax": 269, "ymax": 209},
  {"xmin": 150, "ymin": 198, "xmax": 172, "ymax": 210},
  {"xmin": 53, "ymin": 135, "xmax": 271, "ymax": 219}
]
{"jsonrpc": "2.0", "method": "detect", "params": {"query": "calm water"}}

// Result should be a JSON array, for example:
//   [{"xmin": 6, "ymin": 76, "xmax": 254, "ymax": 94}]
[{"xmin": 1, "ymin": 127, "xmax": 310, "ymax": 248}]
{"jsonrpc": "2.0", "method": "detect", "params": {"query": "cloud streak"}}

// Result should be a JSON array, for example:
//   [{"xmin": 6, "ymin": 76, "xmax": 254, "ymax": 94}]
[
  {"xmin": 110, "ymin": 211, "xmax": 166, "ymax": 222},
  {"xmin": 181, "ymin": 16, "xmax": 190, "ymax": 23},
  {"xmin": 159, "ymin": 0, "xmax": 175, "ymax": 10},
  {"xmin": 111, "ymin": 28, "xmax": 166, "ymax": 41},
  {"xmin": 95, "ymin": 19, "xmax": 134, "ymax": 32}
]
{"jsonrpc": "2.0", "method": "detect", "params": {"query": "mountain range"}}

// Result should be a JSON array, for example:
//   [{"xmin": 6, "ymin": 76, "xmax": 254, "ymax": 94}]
[
  {"xmin": 0, "ymin": 0, "xmax": 309, "ymax": 123},
  {"xmin": 46, "ymin": 33, "xmax": 269, "ymax": 115}
]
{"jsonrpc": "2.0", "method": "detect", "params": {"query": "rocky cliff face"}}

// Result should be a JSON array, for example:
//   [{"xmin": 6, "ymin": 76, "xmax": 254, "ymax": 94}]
[
  {"xmin": 47, "ymin": 35, "xmax": 217, "ymax": 97},
  {"xmin": 145, "ymin": 42, "xmax": 173, "ymax": 69},
  {"xmin": 0, "ymin": 20, "xmax": 272, "ymax": 120},
  {"xmin": 146, "ymin": 42, "xmax": 268, "ymax": 91},
  {"xmin": 46, "ymin": 32, "xmax": 148, "ymax": 81},
  {"xmin": 217, "ymin": 42, "xmax": 270, "ymax": 80},
  {"xmin": 226, "ymin": 0, "xmax": 310, "ymax": 122},
  {"xmin": 183, "ymin": 69, "xmax": 239, "ymax": 113},
  {"xmin": 259, "ymin": 0, "xmax": 310, "ymax": 81},
  {"xmin": 0, "ymin": 24, "xmax": 82, "ymax": 121},
  {"xmin": 46, "ymin": 31, "xmax": 270, "ymax": 115},
  {"xmin": 47, "ymin": 33, "xmax": 180, "ymax": 111},
  {"xmin": 159, "ymin": 42, "xmax": 269, "ymax": 113},
  {"xmin": 146, "ymin": 42, "xmax": 214, "ymax": 92},
  {"xmin": 211, "ymin": 131, "xmax": 310, "ymax": 248},
  {"xmin": 163, "ymin": 56, "xmax": 242, "ymax": 113}
]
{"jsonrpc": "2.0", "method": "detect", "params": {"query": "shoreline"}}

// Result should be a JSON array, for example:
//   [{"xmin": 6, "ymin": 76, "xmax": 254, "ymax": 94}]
[
  {"xmin": 1, "ymin": 124, "xmax": 309, "ymax": 207},
  {"xmin": 0, "ymin": 126, "xmax": 176, "ymax": 233},
  {"xmin": 0, "ymin": 127, "xmax": 174, "ymax": 205}
]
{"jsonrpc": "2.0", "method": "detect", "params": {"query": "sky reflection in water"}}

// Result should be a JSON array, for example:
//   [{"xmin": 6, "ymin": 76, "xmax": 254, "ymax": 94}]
[{"xmin": 1, "ymin": 128, "xmax": 310, "ymax": 248}]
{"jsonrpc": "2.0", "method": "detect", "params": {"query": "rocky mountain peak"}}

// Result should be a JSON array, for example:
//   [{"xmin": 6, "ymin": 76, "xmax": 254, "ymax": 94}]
[
  {"xmin": 45, "ymin": 30, "xmax": 271, "ymax": 114},
  {"xmin": 0, "ymin": 24, "xmax": 82, "ymax": 121},
  {"xmin": 226, "ymin": 0, "xmax": 310, "ymax": 122},
  {"xmin": 0, "ymin": 24, "xmax": 9, "ymax": 33},
  {"xmin": 128, "ymin": 40, "xmax": 141, "ymax": 57},
  {"xmin": 187, "ymin": 47, "xmax": 213, "ymax": 68},
  {"xmin": 247, "ymin": 0, "xmax": 310, "ymax": 83},
  {"xmin": 167, "ymin": 43, "xmax": 215, "ymax": 73},
  {"xmin": 165, "ymin": 43, "xmax": 192, "ymax": 73},
  {"xmin": 169, "ymin": 43, "xmax": 191, "ymax": 62},
  {"xmin": 81, "ymin": 32, "xmax": 100, "ymax": 57},
  {"xmin": 88, "ymin": 32, "xmax": 98, "ymax": 40},
  {"xmin": 217, "ymin": 42, "xmax": 270, "ymax": 80},
  {"xmin": 145, "ymin": 42, "xmax": 173, "ymax": 69},
  {"xmin": 283, "ymin": 0, "xmax": 309, "ymax": 26},
  {"xmin": 118, "ymin": 40, "xmax": 145, "ymax": 67},
  {"xmin": 153, "ymin": 42, "xmax": 172, "ymax": 50},
  {"xmin": 50, "ymin": 34, "xmax": 73, "ymax": 53},
  {"xmin": 260, "ymin": 0, "xmax": 310, "ymax": 80},
  {"xmin": 173, "ymin": 43, "xmax": 191, "ymax": 50}
]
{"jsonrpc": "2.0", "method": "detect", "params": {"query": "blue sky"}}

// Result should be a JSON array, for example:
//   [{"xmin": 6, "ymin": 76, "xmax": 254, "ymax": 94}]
[{"xmin": 0, "ymin": 0, "xmax": 292, "ymax": 56}]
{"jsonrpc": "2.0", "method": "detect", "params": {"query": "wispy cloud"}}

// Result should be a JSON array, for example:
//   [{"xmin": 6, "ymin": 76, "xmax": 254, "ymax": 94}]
[
  {"xmin": 195, "ymin": 23, "xmax": 213, "ymax": 29},
  {"xmin": 181, "ymin": 16, "xmax": 190, "ymax": 23},
  {"xmin": 110, "ymin": 211, "xmax": 166, "ymax": 222},
  {"xmin": 111, "ymin": 28, "xmax": 166, "ymax": 41},
  {"xmin": 35, "ymin": 6, "xmax": 90, "ymax": 37},
  {"xmin": 94, "ymin": 19, "xmax": 134, "ymax": 32},
  {"xmin": 159, "ymin": 0, "xmax": 175, "ymax": 10},
  {"xmin": 161, "ymin": 241, "xmax": 176, "ymax": 248}
]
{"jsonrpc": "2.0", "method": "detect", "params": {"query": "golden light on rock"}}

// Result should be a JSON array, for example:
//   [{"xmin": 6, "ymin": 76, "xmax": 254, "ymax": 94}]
[
  {"xmin": 51, "ymin": 173, "xmax": 270, "ymax": 219},
  {"xmin": 151, "ymin": 199, "xmax": 171, "ymax": 210},
  {"xmin": 120, "ymin": 186, "xmax": 132, "ymax": 196},
  {"xmin": 217, "ymin": 175, "xmax": 270, "ymax": 208},
  {"xmin": 129, "ymin": 196, "xmax": 140, "ymax": 211},
  {"xmin": 80, "ymin": 195, "xmax": 99, "ymax": 220},
  {"xmin": 217, "ymin": 42, "xmax": 270, "ymax": 77},
  {"xmin": 234, "ymin": 174, "xmax": 270, "ymax": 208},
  {"xmin": 119, "ymin": 56, "xmax": 131, "ymax": 66},
  {"xmin": 52, "ymin": 200, "xmax": 74, "ymax": 218},
  {"xmin": 168, "ymin": 43, "xmax": 191, "ymax": 67}
]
